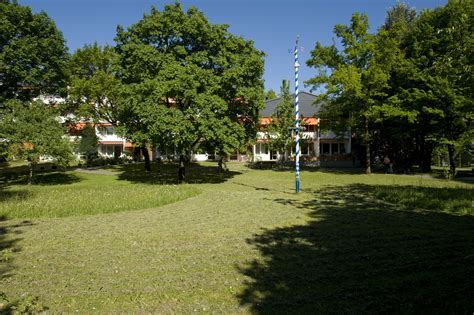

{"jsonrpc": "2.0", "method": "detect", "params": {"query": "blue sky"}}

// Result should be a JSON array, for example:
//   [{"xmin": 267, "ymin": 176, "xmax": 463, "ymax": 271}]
[{"xmin": 22, "ymin": 0, "xmax": 447, "ymax": 93}]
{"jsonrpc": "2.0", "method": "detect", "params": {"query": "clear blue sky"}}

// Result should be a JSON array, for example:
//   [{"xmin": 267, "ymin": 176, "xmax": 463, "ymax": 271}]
[{"xmin": 22, "ymin": 0, "xmax": 446, "ymax": 93}]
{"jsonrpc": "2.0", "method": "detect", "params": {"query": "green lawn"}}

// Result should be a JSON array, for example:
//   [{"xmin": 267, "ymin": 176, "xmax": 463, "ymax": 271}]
[{"xmin": 0, "ymin": 162, "xmax": 473, "ymax": 313}]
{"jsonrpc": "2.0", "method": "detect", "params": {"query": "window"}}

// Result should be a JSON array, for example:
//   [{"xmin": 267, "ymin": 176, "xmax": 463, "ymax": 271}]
[
  {"xmin": 301, "ymin": 143, "xmax": 314, "ymax": 156},
  {"xmin": 100, "ymin": 145, "xmax": 115, "ymax": 156},
  {"xmin": 305, "ymin": 125, "xmax": 316, "ymax": 132},
  {"xmin": 321, "ymin": 143, "xmax": 330, "ymax": 154},
  {"xmin": 99, "ymin": 126, "xmax": 114, "ymax": 136},
  {"xmin": 320, "ymin": 142, "xmax": 346, "ymax": 155},
  {"xmin": 255, "ymin": 143, "xmax": 268, "ymax": 155}
]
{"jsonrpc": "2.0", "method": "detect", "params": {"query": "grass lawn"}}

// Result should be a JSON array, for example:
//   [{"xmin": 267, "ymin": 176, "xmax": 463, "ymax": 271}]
[{"xmin": 0, "ymin": 162, "xmax": 473, "ymax": 313}]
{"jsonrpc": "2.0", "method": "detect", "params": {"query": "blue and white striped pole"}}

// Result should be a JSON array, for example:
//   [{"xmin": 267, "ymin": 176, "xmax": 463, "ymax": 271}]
[{"xmin": 294, "ymin": 36, "xmax": 300, "ymax": 193}]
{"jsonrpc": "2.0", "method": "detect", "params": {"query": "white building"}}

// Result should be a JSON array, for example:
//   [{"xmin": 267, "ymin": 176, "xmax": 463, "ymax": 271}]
[{"xmin": 253, "ymin": 91, "xmax": 354, "ymax": 167}]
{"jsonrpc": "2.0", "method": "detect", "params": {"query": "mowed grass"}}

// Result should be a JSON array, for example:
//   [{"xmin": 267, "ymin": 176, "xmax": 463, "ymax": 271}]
[
  {"xmin": 0, "ymin": 166, "xmax": 201, "ymax": 219},
  {"xmin": 0, "ymin": 162, "xmax": 473, "ymax": 313}
]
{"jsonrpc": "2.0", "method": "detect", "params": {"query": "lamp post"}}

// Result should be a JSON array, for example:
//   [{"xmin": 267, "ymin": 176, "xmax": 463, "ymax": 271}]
[{"xmin": 294, "ymin": 36, "xmax": 300, "ymax": 193}]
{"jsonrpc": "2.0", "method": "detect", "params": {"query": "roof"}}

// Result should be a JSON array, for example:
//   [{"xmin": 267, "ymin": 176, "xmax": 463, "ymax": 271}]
[{"xmin": 261, "ymin": 91, "xmax": 322, "ymax": 117}]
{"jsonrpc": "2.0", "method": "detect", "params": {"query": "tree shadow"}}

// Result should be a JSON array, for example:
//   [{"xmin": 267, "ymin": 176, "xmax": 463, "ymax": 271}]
[
  {"xmin": 0, "ymin": 189, "xmax": 32, "ymax": 203},
  {"xmin": 0, "ymin": 164, "xmax": 81, "ymax": 187},
  {"xmin": 115, "ymin": 162, "xmax": 241, "ymax": 185},
  {"xmin": 0, "ymin": 171, "xmax": 81, "ymax": 187},
  {"xmin": 246, "ymin": 163, "xmax": 364, "ymax": 175},
  {"xmin": 238, "ymin": 184, "xmax": 474, "ymax": 313},
  {"xmin": 0, "ymin": 216, "xmax": 32, "ymax": 280},
  {"xmin": 0, "ymin": 216, "xmax": 37, "ymax": 312}
]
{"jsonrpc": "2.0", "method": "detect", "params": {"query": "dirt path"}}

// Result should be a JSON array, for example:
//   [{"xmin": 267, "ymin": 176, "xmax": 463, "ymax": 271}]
[{"xmin": 74, "ymin": 168, "xmax": 122, "ymax": 175}]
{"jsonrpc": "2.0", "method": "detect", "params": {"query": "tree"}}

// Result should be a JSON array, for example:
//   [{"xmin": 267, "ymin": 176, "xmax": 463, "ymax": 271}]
[
  {"xmin": 1, "ymin": 100, "xmax": 72, "ymax": 184},
  {"xmin": 266, "ymin": 80, "xmax": 295, "ymax": 161},
  {"xmin": 68, "ymin": 43, "xmax": 122, "ymax": 124},
  {"xmin": 383, "ymin": 1, "xmax": 417, "ymax": 32},
  {"xmin": 115, "ymin": 3, "xmax": 264, "ymax": 180},
  {"xmin": 410, "ymin": 0, "xmax": 473, "ymax": 177},
  {"xmin": 381, "ymin": 0, "xmax": 473, "ymax": 176},
  {"xmin": 0, "ymin": 0, "xmax": 69, "ymax": 104},
  {"xmin": 79, "ymin": 124, "xmax": 99, "ymax": 164},
  {"xmin": 0, "ymin": 0, "xmax": 70, "ymax": 172},
  {"xmin": 265, "ymin": 89, "xmax": 277, "ymax": 100},
  {"xmin": 306, "ymin": 13, "xmax": 397, "ymax": 174}
]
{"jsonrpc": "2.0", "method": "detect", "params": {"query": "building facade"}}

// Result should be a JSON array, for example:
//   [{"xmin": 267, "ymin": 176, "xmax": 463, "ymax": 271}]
[{"xmin": 253, "ymin": 91, "xmax": 354, "ymax": 167}]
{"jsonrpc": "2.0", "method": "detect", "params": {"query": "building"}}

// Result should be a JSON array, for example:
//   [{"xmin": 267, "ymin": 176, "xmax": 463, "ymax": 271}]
[
  {"xmin": 68, "ymin": 122, "xmax": 133, "ymax": 159},
  {"xmin": 253, "ymin": 91, "xmax": 354, "ymax": 167},
  {"xmin": 65, "ymin": 92, "xmax": 355, "ymax": 166}
]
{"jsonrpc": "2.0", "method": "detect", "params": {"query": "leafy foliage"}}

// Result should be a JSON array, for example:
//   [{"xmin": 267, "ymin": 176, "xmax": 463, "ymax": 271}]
[
  {"xmin": 306, "ymin": 13, "xmax": 399, "ymax": 173},
  {"xmin": 0, "ymin": 0, "xmax": 69, "ymax": 103},
  {"xmin": 68, "ymin": 43, "xmax": 122, "ymax": 123},
  {"xmin": 78, "ymin": 124, "xmax": 99, "ymax": 163},
  {"xmin": 0, "ymin": 100, "xmax": 72, "ymax": 183},
  {"xmin": 114, "ymin": 3, "xmax": 265, "ymax": 164},
  {"xmin": 266, "ymin": 80, "xmax": 296, "ymax": 160},
  {"xmin": 265, "ymin": 89, "xmax": 277, "ymax": 100},
  {"xmin": 307, "ymin": 1, "xmax": 473, "ymax": 176}
]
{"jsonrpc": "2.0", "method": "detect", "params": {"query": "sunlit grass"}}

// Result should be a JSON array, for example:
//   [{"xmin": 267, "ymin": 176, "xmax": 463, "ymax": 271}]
[
  {"xmin": 0, "ymin": 171, "xmax": 200, "ymax": 218},
  {"xmin": 0, "ymin": 163, "xmax": 472, "ymax": 312}
]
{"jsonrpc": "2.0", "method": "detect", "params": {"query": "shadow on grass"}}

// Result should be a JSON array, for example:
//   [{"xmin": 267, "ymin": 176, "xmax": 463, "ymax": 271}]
[
  {"xmin": 238, "ymin": 184, "xmax": 474, "ymax": 313},
  {"xmin": 247, "ymin": 162, "xmax": 365, "ymax": 175},
  {"xmin": 0, "ymin": 171, "xmax": 81, "ymax": 187},
  {"xmin": 0, "ymin": 219, "xmax": 45, "ymax": 313},
  {"xmin": 114, "ymin": 162, "xmax": 241, "ymax": 185},
  {"xmin": 0, "ymin": 189, "xmax": 32, "ymax": 203},
  {"xmin": 0, "ymin": 216, "xmax": 33, "ymax": 280}
]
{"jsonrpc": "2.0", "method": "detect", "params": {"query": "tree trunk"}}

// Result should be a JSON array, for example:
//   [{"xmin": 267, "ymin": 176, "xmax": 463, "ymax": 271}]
[
  {"xmin": 421, "ymin": 141, "xmax": 433, "ymax": 173},
  {"xmin": 141, "ymin": 146, "xmax": 151, "ymax": 172},
  {"xmin": 447, "ymin": 144, "xmax": 456, "ymax": 179},
  {"xmin": 218, "ymin": 156, "xmax": 228, "ymax": 173},
  {"xmin": 365, "ymin": 119, "xmax": 371, "ymax": 174},
  {"xmin": 178, "ymin": 155, "xmax": 185, "ymax": 182},
  {"xmin": 27, "ymin": 161, "xmax": 34, "ymax": 185}
]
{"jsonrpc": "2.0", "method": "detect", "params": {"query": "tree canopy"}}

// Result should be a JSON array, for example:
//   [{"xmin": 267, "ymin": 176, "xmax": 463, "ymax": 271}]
[
  {"xmin": 0, "ymin": 0, "xmax": 71, "ymax": 182},
  {"xmin": 114, "ymin": 3, "xmax": 265, "ymax": 177},
  {"xmin": 306, "ymin": 0, "xmax": 473, "ymax": 176},
  {"xmin": 306, "ymin": 13, "xmax": 397, "ymax": 173},
  {"xmin": 0, "ymin": 0, "xmax": 69, "ymax": 103},
  {"xmin": 1, "ymin": 100, "xmax": 72, "ymax": 184},
  {"xmin": 68, "ymin": 43, "xmax": 122, "ymax": 124}
]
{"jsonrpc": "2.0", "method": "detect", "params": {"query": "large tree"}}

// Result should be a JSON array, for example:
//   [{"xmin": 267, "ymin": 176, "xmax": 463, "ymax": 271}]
[
  {"xmin": 378, "ymin": 0, "xmax": 473, "ymax": 176},
  {"xmin": 1, "ymin": 100, "xmax": 72, "ymax": 184},
  {"xmin": 0, "ymin": 0, "xmax": 69, "ymax": 104},
  {"xmin": 0, "ymin": 0, "xmax": 70, "ymax": 172},
  {"xmin": 114, "ymin": 3, "xmax": 264, "ymax": 179},
  {"xmin": 306, "ymin": 13, "xmax": 399, "ymax": 174},
  {"xmin": 408, "ymin": 0, "xmax": 473, "ymax": 177}
]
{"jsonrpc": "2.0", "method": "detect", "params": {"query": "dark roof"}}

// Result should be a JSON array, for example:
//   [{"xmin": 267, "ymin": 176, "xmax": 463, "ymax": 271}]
[{"xmin": 261, "ymin": 91, "xmax": 322, "ymax": 117}]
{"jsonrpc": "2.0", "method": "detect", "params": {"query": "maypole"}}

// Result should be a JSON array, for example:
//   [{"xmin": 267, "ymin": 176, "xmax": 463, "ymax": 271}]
[{"xmin": 294, "ymin": 36, "xmax": 300, "ymax": 193}]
